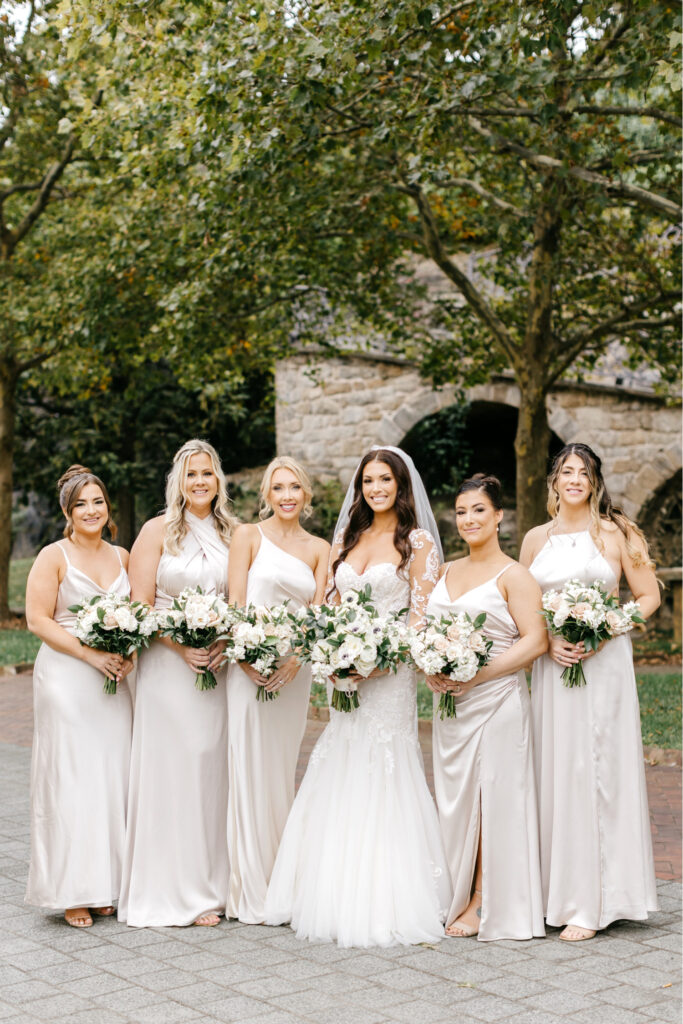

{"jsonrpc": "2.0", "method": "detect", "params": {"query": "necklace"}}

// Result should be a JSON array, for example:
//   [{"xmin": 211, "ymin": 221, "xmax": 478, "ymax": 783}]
[{"xmin": 553, "ymin": 519, "xmax": 591, "ymax": 545}]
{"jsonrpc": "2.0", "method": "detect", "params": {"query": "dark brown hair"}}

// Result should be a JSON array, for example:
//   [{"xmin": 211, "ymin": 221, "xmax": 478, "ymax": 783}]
[
  {"xmin": 57, "ymin": 465, "xmax": 117, "ymax": 541},
  {"xmin": 547, "ymin": 443, "xmax": 653, "ymax": 568},
  {"xmin": 455, "ymin": 473, "xmax": 503, "ymax": 510},
  {"xmin": 330, "ymin": 449, "xmax": 418, "ymax": 591}
]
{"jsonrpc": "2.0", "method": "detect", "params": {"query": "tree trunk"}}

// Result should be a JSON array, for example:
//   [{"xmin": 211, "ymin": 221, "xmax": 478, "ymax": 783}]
[
  {"xmin": 115, "ymin": 482, "xmax": 135, "ymax": 550},
  {"xmin": 0, "ymin": 362, "xmax": 17, "ymax": 620},
  {"xmin": 514, "ymin": 386, "xmax": 551, "ymax": 548}
]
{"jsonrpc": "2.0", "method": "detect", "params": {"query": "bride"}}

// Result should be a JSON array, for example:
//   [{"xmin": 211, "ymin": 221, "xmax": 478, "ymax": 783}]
[{"xmin": 264, "ymin": 446, "xmax": 451, "ymax": 947}]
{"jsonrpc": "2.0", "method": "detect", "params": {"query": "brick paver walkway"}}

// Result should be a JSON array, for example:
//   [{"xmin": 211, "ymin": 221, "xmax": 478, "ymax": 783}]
[{"xmin": 0, "ymin": 673, "xmax": 680, "ymax": 1024}]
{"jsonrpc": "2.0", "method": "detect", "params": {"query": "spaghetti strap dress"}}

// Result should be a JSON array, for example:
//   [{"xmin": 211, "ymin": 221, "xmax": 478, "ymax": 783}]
[
  {"xmin": 226, "ymin": 526, "xmax": 315, "ymax": 923},
  {"xmin": 26, "ymin": 543, "xmax": 133, "ymax": 910},
  {"xmin": 429, "ymin": 565, "xmax": 545, "ymax": 940}
]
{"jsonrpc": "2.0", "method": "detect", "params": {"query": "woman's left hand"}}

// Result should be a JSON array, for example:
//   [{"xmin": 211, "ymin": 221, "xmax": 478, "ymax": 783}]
[
  {"xmin": 119, "ymin": 657, "xmax": 135, "ymax": 680},
  {"xmin": 347, "ymin": 667, "xmax": 387, "ymax": 684},
  {"xmin": 265, "ymin": 655, "xmax": 300, "ymax": 692},
  {"xmin": 577, "ymin": 638, "xmax": 607, "ymax": 661},
  {"xmin": 207, "ymin": 639, "xmax": 228, "ymax": 672}
]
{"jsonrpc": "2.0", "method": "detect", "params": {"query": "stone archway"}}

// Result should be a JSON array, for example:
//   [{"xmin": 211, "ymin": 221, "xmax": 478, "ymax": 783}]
[{"xmin": 638, "ymin": 470, "xmax": 682, "ymax": 569}]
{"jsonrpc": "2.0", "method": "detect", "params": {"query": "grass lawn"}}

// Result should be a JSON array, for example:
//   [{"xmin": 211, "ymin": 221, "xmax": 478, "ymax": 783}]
[
  {"xmin": 0, "ymin": 630, "xmax": 41, "ymax": 666},
  {"xmin": 9, "ymin": 556, "xmax": 33, "ymax": 612}
]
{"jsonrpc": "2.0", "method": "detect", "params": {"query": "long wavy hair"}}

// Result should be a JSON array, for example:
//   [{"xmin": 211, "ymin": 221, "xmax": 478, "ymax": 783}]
[
  {"xmin": 330, "ymin": 448, "xmax": 417, "ymax": 590},
  {"xmin": 163, "ymin": 439, "xmax": 239, "ymax": 555},
  {"xmin": 547, "ymin": 442, "xmax": 654, "ymax": 568},
  {"xmin": 259, "ymin": 456, "xmax": 313, "ymax": 521},
  {"xmin": 58, "ymin": 464, "xmax": 117, "ymax": 541}
]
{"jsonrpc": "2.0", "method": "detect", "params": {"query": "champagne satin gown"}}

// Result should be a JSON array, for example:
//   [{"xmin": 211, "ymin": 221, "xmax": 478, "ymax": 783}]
[
  {"xmin": 429, "ymin": 565, "xmax": 545, "ymax": 941},
  {"xmin": 26, "ymin": 543, "xmax": 133, "ymax": 910},
  {"xmin": 118, "ymin": 512, "xmax": 230, "ymax": 927},
  {"xmin": 226, "ymin": 527, "xmax": 315, "ymax": 923},
  {"xmin": 529, "ymin": 531, "xmax": 657, "ymax": 931},
  {"xmin": 265, "ymin": 531, "xmax": 451, "ymax": 947}
]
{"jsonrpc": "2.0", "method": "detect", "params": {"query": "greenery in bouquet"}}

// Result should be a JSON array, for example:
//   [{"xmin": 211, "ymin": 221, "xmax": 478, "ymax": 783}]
[
  {"xmin": 290, "ymin": 585, "xmax": 412, "ymax": 713},
  {"xmin": 155, "ymin": 586, "xmax": 236, "ymax": 691},
  {"xmin": 223, "ymin": 603, "xmax": 295, "ymax": 702},
  {"xmin": 541, "ymin": 579, "xmax": 644, "ymax": 688},
  {"xmin": 70, "ymin": 593, "xmax": 156, "ymax": 694},
  {"xmin": 410, "ymin": 611, "xmax": 492, "ymax": 719}
]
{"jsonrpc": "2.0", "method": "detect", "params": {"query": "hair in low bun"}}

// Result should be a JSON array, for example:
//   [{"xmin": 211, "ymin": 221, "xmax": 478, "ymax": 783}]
[
  {"xmin": 455, "ymin": 473, "xmax": 503, "ymax": 511},
  {"xmin": 57, "ymin": 464, "xmax": 117, "ymax": 541}
]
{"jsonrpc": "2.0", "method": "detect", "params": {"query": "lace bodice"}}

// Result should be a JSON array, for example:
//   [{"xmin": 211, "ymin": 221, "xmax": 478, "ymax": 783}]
[{"xmin": 317, "ymin": 531, "xmax": 438, "ymax": 762}]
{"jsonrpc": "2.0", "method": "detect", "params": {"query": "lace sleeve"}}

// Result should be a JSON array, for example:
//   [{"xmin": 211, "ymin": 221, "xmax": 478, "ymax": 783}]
[
  {"xmin": 325, "ymin": 532, "xmax": 345, "ymax": 604},
  {"xmin": 408, "ymin": 529, "xmax": 440, "ymax": 626}
]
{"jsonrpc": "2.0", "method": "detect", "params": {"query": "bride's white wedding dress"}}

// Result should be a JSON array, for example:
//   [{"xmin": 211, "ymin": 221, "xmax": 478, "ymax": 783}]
[{"xmin": 264, "ymin": 533, "xmax": 451, "ymax": 947}]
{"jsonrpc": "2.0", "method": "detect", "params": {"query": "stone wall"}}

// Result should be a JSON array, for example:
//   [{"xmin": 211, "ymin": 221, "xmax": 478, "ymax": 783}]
[{"xmin": 275, "ymin": 353, "xmax": 681, "ymax": 520}]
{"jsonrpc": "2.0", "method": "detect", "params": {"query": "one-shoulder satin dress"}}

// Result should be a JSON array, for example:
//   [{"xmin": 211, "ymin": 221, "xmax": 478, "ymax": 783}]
[
  {"xmin": 429, "ymin": 565, "xmax": 545, "ymax": 941},
  {"xmin": 26, "ymin": 543, "xmax": 133, "ymax": 910},
  {"xmin": 226, "ymin": 526, "xmax": 315, "ymax": 923},
  {"xmin": 529, "ymin": 531, "xmax": 657, "ymax": 931},
  {"xmin": 118, "ymin": 512, "xmax": 230, "ymax": 927}
]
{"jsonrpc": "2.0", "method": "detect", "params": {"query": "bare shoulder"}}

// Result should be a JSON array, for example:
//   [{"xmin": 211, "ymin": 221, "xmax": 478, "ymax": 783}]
[
  {"xmin": 599, "ymin": 517, "xmax": 620, "ymax": 534},
  {"xmin": 114, "ymin": 545, "xmax": 130, "ymax": 569},
  {"xmin": 311, "ymin": 535, "xmax": 331, "ymax": 559},
  {"xmin": 233, "ymin": 522, "xmax": 260, "ymax": 540},
  {"xmin": 501, "ymin": 560, "xmax": 537, "ymax": 588},
  {"xmin": 519, "ymin": 522, "xmax": 551, "ymax": 563},
  {"xmin": 31, "ymin": 542, "xmax": 65, "ymax": 574},
  {"xmin": 139, "ymin": 515, "xmax": 166, "ymax": 540}
]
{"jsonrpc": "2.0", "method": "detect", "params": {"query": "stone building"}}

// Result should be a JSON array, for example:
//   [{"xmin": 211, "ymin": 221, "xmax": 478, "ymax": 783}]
[{"xmin": 275, "ymin": 351, "xmax": 682, "ymax": 569}]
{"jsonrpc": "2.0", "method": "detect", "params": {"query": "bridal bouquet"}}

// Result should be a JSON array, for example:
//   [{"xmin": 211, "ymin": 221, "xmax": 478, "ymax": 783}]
[
  {"xmin": 410, "ymin": 611, "xmax": 492, "ymax": 719},
  {"xmin": 541, "ymin": 579, "xmax": 644, "ymax": 688},
  {"xmin": 290, "ymin": 585, "xmax": 412, "ymax": 712},
  {"xmin": 223, "ymin": 603, "xmax": 296, "ymax": 702},
  {"xmin": 155, "ymin": 586, "xmax": 236, "ymax": 691},
  {"xmin": 70, "ymin": 593, "xmax": 156, "ymax": 694}
]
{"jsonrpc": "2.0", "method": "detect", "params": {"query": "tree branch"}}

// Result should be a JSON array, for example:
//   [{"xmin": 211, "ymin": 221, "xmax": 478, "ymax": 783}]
[
  {"xmin": 4, "ymin": 135, "xmax": 76, "ymax": 257},
  {"xmin": 0, "ymin": 182, "xmax": 42, "ymax": 203},
  {"xmin": 469, "ymin": 119, "xmax": 682, "ymax": 222},
  {"xmin": 406, "ymin": 183, "xmax": 518, "ymax": 364},
  {"xmin": 570, "ymin": 104, "xmax": 682, "ymax": 128},
  {"xmin": 440, "ymin": 177, "xmax": 525, "ymax": 215}
]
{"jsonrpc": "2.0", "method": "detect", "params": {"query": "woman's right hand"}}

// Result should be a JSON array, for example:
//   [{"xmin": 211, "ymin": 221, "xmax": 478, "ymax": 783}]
[
  {"xmin": 425, "ymin": 673, "xmax": 451, "ymax": 694},
  {"xmin": 239, "ymin": 662, "xmax": 270, "ymax": 687},
  {"xmin": 548, "ymin": 634, "xmax": 584, "ymax": 667},
  {"xmin": 86, "ymin": 649, "xmax": 124, "ymax": 682},
  {"xmin": 174, "ymin": 644, "xmax": 212, "ymax": 674}
]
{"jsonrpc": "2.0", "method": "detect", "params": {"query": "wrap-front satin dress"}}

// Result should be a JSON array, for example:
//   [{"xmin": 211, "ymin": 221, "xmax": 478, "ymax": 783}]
[
  {"xmin": 227, "ymin": 527, "xmax": 315, "ymax": 922},
  {"xmin": 118, "ymin": 512, "xmax": 230, "ymax": 927},
  {"xmin": 429, "ymin": 565, "xmax": 545, "ymax": 941},
  {"xmin": 26, "ymin": 543, "xmax": 133, "ymax": 910},
  {"xmin": 529, "ymin": 530, "xmax": 657, "ymax": 930}
]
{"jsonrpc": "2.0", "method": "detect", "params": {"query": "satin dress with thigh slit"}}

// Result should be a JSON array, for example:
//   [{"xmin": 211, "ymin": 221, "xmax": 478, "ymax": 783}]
[{"xmin": 429, "ymin": 566, "xmax": 545, "ymax": 941}]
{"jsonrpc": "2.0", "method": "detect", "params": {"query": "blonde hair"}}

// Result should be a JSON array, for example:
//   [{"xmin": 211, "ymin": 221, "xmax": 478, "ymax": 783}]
[
  {"xmin": 164, "ymin": 439, "xmax": 239, "ymax": 554},
  {"xmin": 57, "ymin": 464, "xmax": 117, "ymax": 540},
  {"xmin": 259, "ymin": 456, "xmax": 313, "ymax": 521},
  {"xmin": 547, "ymin": 443, "xmax": 655, "ymax": 569}
]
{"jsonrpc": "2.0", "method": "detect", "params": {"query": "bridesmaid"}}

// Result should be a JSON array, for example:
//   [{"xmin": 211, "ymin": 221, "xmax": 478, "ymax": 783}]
[
  {"xmin": 25, "ymin": 465, "xmax": 134, "ymax": 927},
  {"xmin": 520, "ymin": 442, "xmax": 659, "ymax": 941},
  {"xmin": 426, "ymin": 474, "xmax": 546, "ymax": 941},
  {"xmin": 118, "ymin": 439, "xmax": 238, "ymax": 927},
  {"xmin": 226, "ymin": 457, "xmax": 329, "ymax": 923}
]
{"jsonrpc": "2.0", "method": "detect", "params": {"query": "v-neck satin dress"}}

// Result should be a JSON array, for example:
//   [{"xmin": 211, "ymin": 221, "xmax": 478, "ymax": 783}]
[
  {"xmin": 26, "ymin": 543, "xmax": 133, "ymax": 910},
  {"xmin": 226, "ymin": 527, "xmax": 315, "ymax": 923},
  {"xmin": 428, "ymin": 566, "xmax": 545, "ymax": 941},
  {"xmin": 529, "ymin": 530, "xmax": 657, "ymax": 930},
  {"xmin": 118, "ymin": 512, "xmax": 230, "ymax": 927}
]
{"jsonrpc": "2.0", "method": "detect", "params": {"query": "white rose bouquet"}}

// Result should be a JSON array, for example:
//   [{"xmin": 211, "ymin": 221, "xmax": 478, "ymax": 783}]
[
  {"xmin": 410, "ymin": 611, "xmax": 492, "ymax": 719},
  {"xmin": 223, "ymin": 603, "xmax": 296, "ymax": 702},
  {"xmin": 541, "ymin": 579, "xmax": 644, "ymax": 688},
  {"xmin": 155, "ymin": 586, "xmax": 237, "ymax": 691},
  {"xmin": 70, "ymin": 593, "xmax": 156, "ymax": 694},
  {"xmin": 290, "ymin": 585, "xmax": 413, "ymax": 713}
]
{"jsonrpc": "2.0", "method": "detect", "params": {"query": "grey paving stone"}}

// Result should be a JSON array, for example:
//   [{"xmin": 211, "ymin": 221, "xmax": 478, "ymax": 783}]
[
  {"xmin": 105, "ymin": 955, "xmax": 169, "ymax": 979},
  {"xmin": 449, "ymin": 992, "xmax": 527, "ymax": 1022},
  {"xmin": 644, "ymin": 933, "xmax": 683, "ymax": 951},
  {"xmin": 0, "ymin": 978, "xmax": 55, "ymax": 1004},
  {"xmin": 162, "ymin": 951, "xmax": 232, "ymax": 973},
  {"xmin": 134, "ymin": 967, "xmax": 200, "ymax": 992},
  {"xmin": 391, "ymin": 948, "xmax": 464, "ymax": 978},
  {"xmin": 610, "ymin": 965, "xmax": 678, "ymax": 990},
  {"xmin": 479, "ymin": 975, "xmax": 549, "ymax": 1000},
  {"xmin": 20, "ymin": 992, "xmax": 92, "ymax": 1019},
  {"xmin": 231, "ymin": 973, "xmax": 317, "ymax": 999},
  {"xmin": 198, "ymin": 962, "xmax": 266, "ymax": 987},
  {"xmin": 547, "ymin": 969, "xmax": 622, "ymax": 995},
  {"xmin": 639, "ymin": 996, "xmax": 683, "ymax": 1022},
  {"xmin": 268, "ymin": 986, "xmax": 346, "ymax": 1015},
  {"xmin": 569, "ymin": 1008, "xmax": 652, "ymax": 1024},
  {"xmin": 125, "ymin": 1004, "xmax": 206, "ymax": 1024},
  {"xmin": 310, "ymin": 1008, "xmax": 390, "ymax": 1024},
  {"xmin": 402, "ymin": 978, "xmax": 480, "ymax": 1004},
  {"xmin": 377, "ymin": 998, "xmax": 452, "ymax": 1024},
  {"xmin": 166, "ymin": 980, "xmax": 236, "ymax": 1007},
  {"xmin": 342, "ymin": 983, "xmax": 415, "ymax": 1011},
  {"xmin": 92, "ymin": 984, "xmax": 159, "ymax": 1011},
  {"xmin": 503, "ymin": 1014, "xmax": 566, "ymax": 1024},
  {"xmin": 523, "ymin": 988, "xmax": 600, "ymax": 1014},
  {"xmin": 60, "ymin": 1012, "xmax": 131, "ymax": 1024},
  {"xmin": 634, "ymin": 948, "xmax": 681, "ymax": 972},
  {"xmin": 60, "ymin": 971, "xmax": 132, "ymax": 997},
  {"xmin": 337, "ymin": 953, "xmax": 401, "ymax": 977},
  {"xmin": 0, "ymin": 969, "xmax": 24, "ymax": 989},
  {"xmin": 26, "ymin": 961, "xmax": 97, "ymax": 985},
  {"xmin": 230, "ymin": 1014, "xmax": 300, "ymax": 1024},
  {"xmin": 203, "ymin": 994, "xmax": 274, "ymax": 1022},
  {"xmin": 365, "ymin": 965, "xmax": 439, "ymax": 993},
  {"xmin": 599, "ymin": 984, "xmax": 676, "ymax": 1010},
  {"xmin": 231, "ymin": 947, "xmax": 298, "ymax": 969},
  {"xmin": 272, "ymin": 958, "xmax": 337, "ymax": 980}
]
